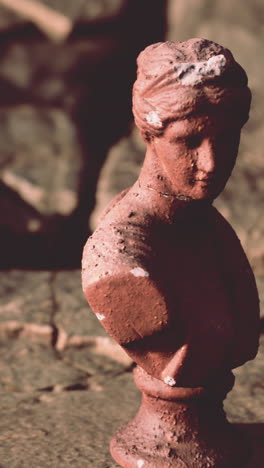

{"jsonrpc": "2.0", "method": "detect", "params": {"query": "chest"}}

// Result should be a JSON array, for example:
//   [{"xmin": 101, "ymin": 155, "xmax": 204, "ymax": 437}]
[{"xmin": 153, "ymin": 221, "xmax": 233, "ymax": 329}]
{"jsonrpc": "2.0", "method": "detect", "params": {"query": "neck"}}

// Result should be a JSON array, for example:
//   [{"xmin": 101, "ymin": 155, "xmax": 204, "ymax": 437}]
[
  {"xmin": 139, "ymin": 147, "xmax": 172, "ymax": 194},
  {"xmin": 132, "ymin": 147, "xmax": 211, "ymax": 223}
]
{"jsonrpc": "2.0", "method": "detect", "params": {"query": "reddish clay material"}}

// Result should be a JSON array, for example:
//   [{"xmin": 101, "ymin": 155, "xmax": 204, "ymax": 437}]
[
  {"xmin": 82, "ymin": 39, "xmax": 260, "ymax": 467},
  {"xmin": 111, "ymin": 367, "xmax": 248, "ymax": 468}
]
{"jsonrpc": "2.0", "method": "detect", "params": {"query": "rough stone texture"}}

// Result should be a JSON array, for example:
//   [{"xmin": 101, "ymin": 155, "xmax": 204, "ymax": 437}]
[
  {"xmin": 226, "ymin": 335, "xmax": 264, "ymax": 424},
  {"xmin": 0, "ymin": 270, "xmax": 53, "ymax": 324},
  {"xmin": 0, "ymin": 340, "xmax": 86, "ymax": 392},
  {"xmin": 0, "ymin": 269, "xmax": 262, "ymax": 466},
  {"xmin": 225, "ymin": 335, "xmax": 264, "ymax": 468},
  {"xmin": 0, "ymin": 373, "xmax": 138, "ymax": 468},
  {"xmin": 0, "ymin": 269, "xmax": 135, "ymax": 467},
  {"xmin": 0, "ymin": 269, "xmax": 131, "ymax": 358},
  {"xmin": 53, "ymin": 270, "xmax": 106, "ymax": 337}
]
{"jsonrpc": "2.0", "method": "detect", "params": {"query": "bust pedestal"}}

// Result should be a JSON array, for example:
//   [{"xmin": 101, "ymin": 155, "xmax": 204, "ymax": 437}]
[{"xmin": 110, "ymin": 367, "xmax": 250, "ymax": 468}]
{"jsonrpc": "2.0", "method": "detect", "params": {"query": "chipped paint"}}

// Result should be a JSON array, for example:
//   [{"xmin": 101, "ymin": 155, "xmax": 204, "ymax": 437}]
[
  {"xmin": 82, "ymin": 270, "xmax": 110, "ymax": 289},
  {"xmin": 137, "ymin": 460, "xmax": 145, "ymax": 468},
  {"xmin": 146, "ymin": 110, "xmax": 162, "ymax": 128},
  {"xmin": 130, "ymin": 267, "xmax": 149, "ymax": 278},
  {"xmin": 95, "ymin": 313, "xmax": 105, "ymax": 321},
  {"xmin": 174, "ymin": 54, "xmax": 227, "ymax": 86},
  {"xmin": 164, "ymin": 376, "xmax": 176, "ymax": 386}
]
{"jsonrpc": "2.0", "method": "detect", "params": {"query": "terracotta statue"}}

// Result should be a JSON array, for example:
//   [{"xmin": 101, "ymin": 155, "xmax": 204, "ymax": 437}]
[{"xmin": 82, "ymin": 39, "xmax": 260, "ymax": 468}]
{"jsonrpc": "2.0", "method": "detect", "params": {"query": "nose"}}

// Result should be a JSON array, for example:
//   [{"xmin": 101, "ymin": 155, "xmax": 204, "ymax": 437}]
[{"xmin": 195, "ymin": 138, "xmax": 216, "ymax": 174}]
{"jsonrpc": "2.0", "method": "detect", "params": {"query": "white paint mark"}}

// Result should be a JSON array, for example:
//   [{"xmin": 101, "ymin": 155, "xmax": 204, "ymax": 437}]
[
  {"xmin": 83, "ymin": 270, "xmax": 110, "ymax": 289},
  {"xmin": 137, "ymin": 460, "xmax": 145, "ymax": 468},
  {"xmin": 95, "ymin": 313, "xmax": 105, "ymax": 321},
  {"xmin": 130, "ymin": 267, "xmax": 149, "ymax": 278},
  {"xmin": 164, "ymin": 376, "xmax": 176, "ymax": 387},
  {"xmin": 146, "ymin": 110, "xmax": 162, "ymax": 128},
  {"xmin": 174, "ymin": 54, "xmax": 227, "ymax": 86}
]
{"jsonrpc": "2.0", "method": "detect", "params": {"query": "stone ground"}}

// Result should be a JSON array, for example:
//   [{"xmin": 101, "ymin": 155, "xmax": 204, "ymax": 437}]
[{"xmin": 0, "ymin": 270, "xmax": 263, "ymax": 467}]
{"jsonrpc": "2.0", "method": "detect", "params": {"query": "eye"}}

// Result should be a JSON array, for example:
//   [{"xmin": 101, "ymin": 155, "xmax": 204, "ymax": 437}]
[{"xmin": 186, "ymin": 134, "xmax": 203, "ymax": 149}]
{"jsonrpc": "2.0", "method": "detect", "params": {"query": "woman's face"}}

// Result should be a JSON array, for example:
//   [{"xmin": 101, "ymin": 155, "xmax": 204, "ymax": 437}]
[{"xmin": 149, "ymin": 108, "xmax": 242, "ymax": 201}]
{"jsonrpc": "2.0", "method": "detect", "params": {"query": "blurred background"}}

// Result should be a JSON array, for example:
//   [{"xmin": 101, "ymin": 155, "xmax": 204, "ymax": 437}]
[{"xmin": 0, "ymin": 0, "xmax": 263, "ymax": 304}]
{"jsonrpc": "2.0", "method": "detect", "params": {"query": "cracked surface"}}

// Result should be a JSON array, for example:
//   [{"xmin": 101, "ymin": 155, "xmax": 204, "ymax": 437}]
[
  {"xmin": 0, "ymin": 269, "xmax": 135, "ymax": 467},
  {"xmin": 0, "ymin": 270, "xmax": 132, "ymax": 391},
  {"xmin": 0, "ymin": 269, "xmax": 263, "ymax": 467}
]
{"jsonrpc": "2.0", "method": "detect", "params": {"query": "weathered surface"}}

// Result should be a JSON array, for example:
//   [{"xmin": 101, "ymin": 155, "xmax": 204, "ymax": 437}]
[
  {"xmin": 0, "ymin": 269, "xmax": 131, "ymax": 362},
  {"xmin": 226, "ymin": 336, "xmax": 264, "ymax": 423},
  {"xmin": 0, "ymin": 269, "xmax": 135, "ymax": 467},
  {"xmin": 53, "ymin": 270, "xmax": 105, "ymax": 337},
  {"xmin": 0, "ymin": 373, "xmax": 139, "ymax": 468},
  {"xmin": 225, "ymin": 336, "xmax": 264, "ymax": 468},
  {"xmin": 0, "ymin": 269, "xmax": 263, "ymax": 467},
  {"xmin": 0, "ymin": 270, "xmax": 53, "ymax": 324},
  {"xmin": 0, "ymin": 340, "xmax": 86, "ymax": 392}
]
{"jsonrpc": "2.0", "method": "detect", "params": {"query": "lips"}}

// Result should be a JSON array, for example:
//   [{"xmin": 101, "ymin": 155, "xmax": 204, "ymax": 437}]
[
  {"xmin": 194, "ymin": 174, "xmax": 217, "ymax": 183},
  {"xmin": 193, "ymin": 177, "xmax": 214, "ymax": 183}
]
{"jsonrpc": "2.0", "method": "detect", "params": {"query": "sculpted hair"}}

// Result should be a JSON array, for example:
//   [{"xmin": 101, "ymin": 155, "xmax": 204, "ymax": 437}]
[{"xmin": 132, "ymin": 39, "xmax": 251, "ymax": 141}]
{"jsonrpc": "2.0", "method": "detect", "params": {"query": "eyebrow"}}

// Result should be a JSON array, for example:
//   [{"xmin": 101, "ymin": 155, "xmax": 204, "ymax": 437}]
[{"xmin": 166, "ymin": 122, "xmax": 206, "ymax": 139}]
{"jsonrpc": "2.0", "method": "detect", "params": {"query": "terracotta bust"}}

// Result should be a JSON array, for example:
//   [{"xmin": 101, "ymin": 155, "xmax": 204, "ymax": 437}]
[{"xmin": 82, "ymin": 39, "xmax": 260, "ymax": 468}]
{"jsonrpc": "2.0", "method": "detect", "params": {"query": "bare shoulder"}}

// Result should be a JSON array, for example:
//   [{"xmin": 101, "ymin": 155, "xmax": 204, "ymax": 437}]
[
  {"xmin": 82, "ymin": 190, "xmax": 154, "ymax": 289},
  {"xmin": 82, "ymin": 192, "xmax": 171, "ymax": 345},
  {"xmin": 96, "ymin": 187, "xmax": 130, "ymax": 224}
]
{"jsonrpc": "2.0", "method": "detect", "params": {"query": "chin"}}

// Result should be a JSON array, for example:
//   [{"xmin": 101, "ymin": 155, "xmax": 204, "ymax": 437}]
[
  {"xmin": 193, "ymin": 182, "xmax": 225, "ymax": 201},
  {"xmin": 173, "ymin": 183, "xmax": 223, "ymax": 202}
]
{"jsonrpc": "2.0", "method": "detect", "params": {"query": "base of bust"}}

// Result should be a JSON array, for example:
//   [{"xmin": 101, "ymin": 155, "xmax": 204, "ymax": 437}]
[{"xmin": 110, "ymin": 367, "xmax": 250, "ymax": 468}]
